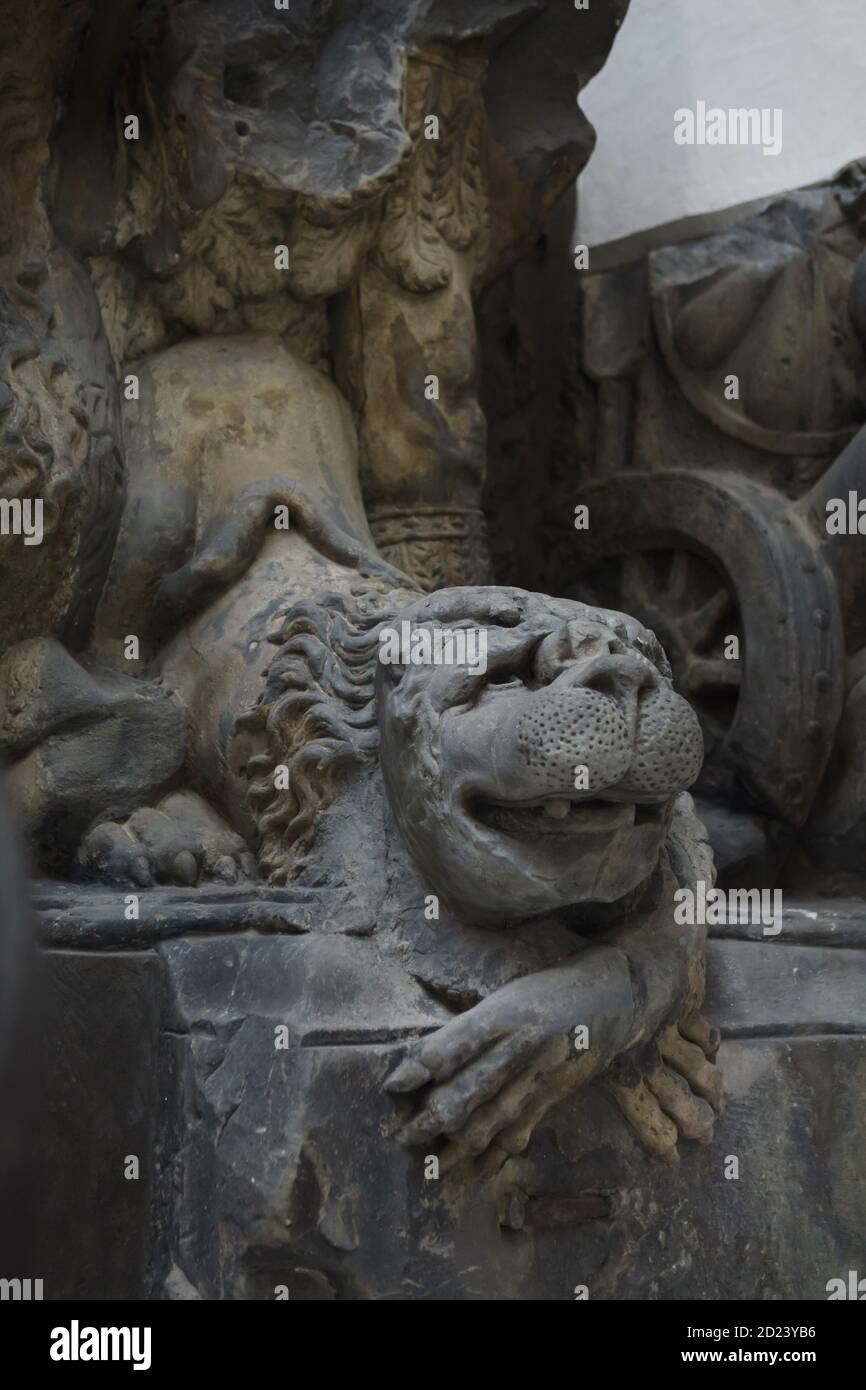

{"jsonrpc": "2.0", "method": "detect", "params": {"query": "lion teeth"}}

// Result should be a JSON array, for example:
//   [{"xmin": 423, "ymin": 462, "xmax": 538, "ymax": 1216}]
[{"xmin": 544, "ymin": 799, "xmax": 571, "ymax": 819}]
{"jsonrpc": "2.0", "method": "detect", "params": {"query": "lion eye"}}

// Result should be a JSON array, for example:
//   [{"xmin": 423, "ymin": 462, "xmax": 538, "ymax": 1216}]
[
  {"xmin": 486, "ymin": 671, "xmax": 528, "ymax": 690},
  {"xmin": 483, "ymin": 635, "xmax": 544, "ymax": 692}
]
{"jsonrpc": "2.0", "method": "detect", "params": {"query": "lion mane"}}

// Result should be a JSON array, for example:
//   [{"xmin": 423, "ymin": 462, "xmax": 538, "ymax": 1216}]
[{"xmin": 233, "ymin": 582, "xmax": 418, "ymax": 883}]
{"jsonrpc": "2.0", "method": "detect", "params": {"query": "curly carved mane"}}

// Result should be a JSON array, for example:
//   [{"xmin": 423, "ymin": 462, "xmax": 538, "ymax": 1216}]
[{"xmin": 233, "ymin": 582, "xmax": 418, "ymax": 884}]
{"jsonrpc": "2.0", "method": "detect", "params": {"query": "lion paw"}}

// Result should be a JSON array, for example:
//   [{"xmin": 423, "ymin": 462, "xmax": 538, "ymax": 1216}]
[
  {"xmin": 603, "ymin": 1012, "xmax": 723, "ymax": 1164},
  {"xmin": 79, "ymin": 791, "xmax": 257, "ymax": 887}
]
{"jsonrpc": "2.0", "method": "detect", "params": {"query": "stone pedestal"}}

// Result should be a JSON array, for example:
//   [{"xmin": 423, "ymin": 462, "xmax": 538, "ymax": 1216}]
[{"xmin": 33, "ymin": 885, "xmax": 866, "ymax": 1300}]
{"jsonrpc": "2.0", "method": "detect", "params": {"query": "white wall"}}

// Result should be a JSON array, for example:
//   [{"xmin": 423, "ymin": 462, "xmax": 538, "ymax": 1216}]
[{"xmin": 578, "ymin": 0, "xmax": 866, "ymax": 254}]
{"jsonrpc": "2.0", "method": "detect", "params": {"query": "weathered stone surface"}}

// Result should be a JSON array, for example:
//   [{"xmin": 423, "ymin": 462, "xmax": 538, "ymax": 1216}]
[
  {"xmin": 3, "ymin": 0, "xmax": 863, "ymax": 1305},
  {"xmin": 566, "ymin": 469, "xmax": 845, "ymax": 829},
  {"xmin": 30, "ymin": 895, "xmax": 866, "ymax": 1299},
  {"xmin": 32, "ymin": 950, "xmax": 161, "ymax": 1299},
  {"xmin": 0, "ymin": 783, "xmax": 39, "ymax": 1279},
  {"xmin": 534, "ymin": 166, "xmax": 866, "ymax": 891}
]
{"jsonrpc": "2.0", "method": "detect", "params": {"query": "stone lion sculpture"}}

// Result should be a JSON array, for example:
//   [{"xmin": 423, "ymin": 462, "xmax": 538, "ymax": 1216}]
[
  {"xmin": 229, "ymin": 581, "xmax": 723, "ymax": 1172},
  {"xmin": 3, "ymin": 334, "xmax": 721, "ymax": 1188}
]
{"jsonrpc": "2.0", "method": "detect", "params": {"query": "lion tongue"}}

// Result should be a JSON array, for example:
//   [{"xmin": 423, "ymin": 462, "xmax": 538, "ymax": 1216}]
[{"xmin": 543, "ymin": 799, "xmax": 571, "ymax": 820}]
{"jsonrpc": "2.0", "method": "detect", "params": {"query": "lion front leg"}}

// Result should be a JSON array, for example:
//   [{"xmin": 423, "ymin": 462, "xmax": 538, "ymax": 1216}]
[
  {"xmin": 0, "ymin": 637, "xmax": 187, "ymax": 874},
  {"xmin": 386, "ymin": 858, "xmax": 721, "ymax": 1174},
  {"xmin": 386, "ymin": 946, "xmax": 637, "ymax": 1173},
  {"xmin": 79, "ymin": 790, "xmax": 257, "ymax": 887}
]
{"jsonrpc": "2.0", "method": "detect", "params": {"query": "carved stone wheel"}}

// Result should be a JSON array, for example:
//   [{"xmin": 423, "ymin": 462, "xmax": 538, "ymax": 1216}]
[
  {"xmin": 567, "ymin": 470, "xmax": 846, "ymax": 826},
  {"xmin": 583, "ymin": 547, "xmax": 741, "ymax": 758}
]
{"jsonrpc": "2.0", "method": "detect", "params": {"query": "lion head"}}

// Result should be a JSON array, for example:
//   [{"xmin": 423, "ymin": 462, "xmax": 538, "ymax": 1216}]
[{"xmin": 233, "ymin": 583, "xmax": 704, "ymax": 928}]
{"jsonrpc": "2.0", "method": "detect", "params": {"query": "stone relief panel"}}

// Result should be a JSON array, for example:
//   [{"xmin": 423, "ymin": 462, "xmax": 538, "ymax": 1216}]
[
  {"xmin": 0, "ymin": 0, "xmax": 862, "ymax": 1307},
  {"xmin": 537, "ymin": 163, "xmax": 866, "ymax": 897}
]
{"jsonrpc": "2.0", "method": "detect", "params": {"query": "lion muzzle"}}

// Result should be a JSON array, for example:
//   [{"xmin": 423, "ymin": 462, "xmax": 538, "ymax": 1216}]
[{"xmin": 514, "ymin": 656, "xmax": 703, "ymax": 801}]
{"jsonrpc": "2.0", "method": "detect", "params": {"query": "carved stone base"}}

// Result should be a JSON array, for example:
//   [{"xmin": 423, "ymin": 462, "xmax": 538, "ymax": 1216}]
[{"xmin": 32, "ymin": 884, "xmax": 866, "ymax": 1299}]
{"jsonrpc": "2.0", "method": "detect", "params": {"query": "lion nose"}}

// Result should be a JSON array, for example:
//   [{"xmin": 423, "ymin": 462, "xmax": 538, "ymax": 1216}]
[
  {"xmin": 563, "ymin": 651, "xmax": 660, "ymax": 715},
  {"xmin": 514, "ymin": 655, "xmax": 703, "ymax": 801},
  {"xmin": 551, "ymin": 652, "xmax": 664, "ymax": 754}
]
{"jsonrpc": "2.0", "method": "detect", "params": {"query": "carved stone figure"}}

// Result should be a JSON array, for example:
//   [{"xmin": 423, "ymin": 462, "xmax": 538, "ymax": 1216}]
[
  {"xmin": 8, "ymin": 321, "xmax": 716, "ymax": 1120},
  {"xmin": 3, "ymin": 0, "xmax": 864, "ymax": 1304},
  {"xmin": 5, "ymin": 317, "xmax": 720, "ymax": 1297},
  {"xmin": 540, "ymin": 163, "xmax": 866, "ymax": 894},
  {"xmin": 157, "ymin": 568, "xmax": 720, "ymax": 1297}
]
